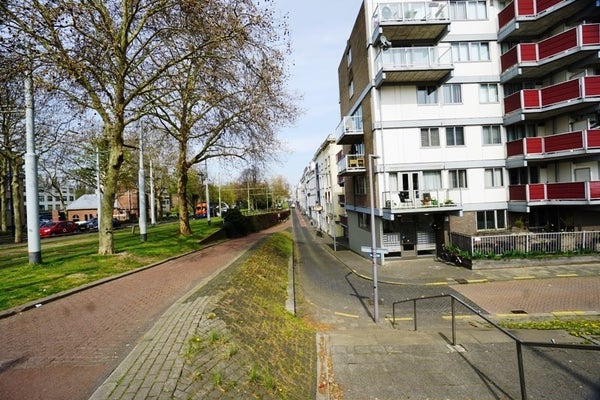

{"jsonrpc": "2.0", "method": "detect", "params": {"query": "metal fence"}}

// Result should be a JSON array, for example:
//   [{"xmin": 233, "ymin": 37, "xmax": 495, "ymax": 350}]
[{"xmin": 450, "ymin": 231, "xmax": 600, "ymax": 256}]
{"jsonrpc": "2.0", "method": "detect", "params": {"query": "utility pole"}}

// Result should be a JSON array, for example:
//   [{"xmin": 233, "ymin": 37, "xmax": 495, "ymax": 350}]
[
  {"xmin": 24, "ymin": 59, "xmax": 41, "ymax": 264},
  {"xmin": 138, "ymin": 130, "xmax": 147, "ymax": 241}
]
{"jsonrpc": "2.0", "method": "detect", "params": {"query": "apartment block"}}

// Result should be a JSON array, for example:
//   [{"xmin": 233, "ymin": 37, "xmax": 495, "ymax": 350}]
[{"xmin": 335, "ymin": 0, "xmax": 600, "ymax": 258}]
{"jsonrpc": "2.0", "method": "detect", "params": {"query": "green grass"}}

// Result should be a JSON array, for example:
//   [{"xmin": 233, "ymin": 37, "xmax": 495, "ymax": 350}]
[
  {"xmin": 500, "ymin": 318, "xmax": 600, "ymax": 341},
  {"xmin": 0, "ymin": 219, "xmax": 221, "ymax": 311},
  {"xmin": 184, "ymin": 232, "xmax": 316, "ymax": 398}
]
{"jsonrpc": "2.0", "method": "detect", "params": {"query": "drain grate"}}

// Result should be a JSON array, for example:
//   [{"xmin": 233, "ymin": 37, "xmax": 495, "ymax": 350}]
[
  {"xmin": 455, "ymin": 278, "xmax": 468, "ymax": 284},
  {"xmin": 511, "ymin": 309, "xmax": 528, "ymax": 314}
]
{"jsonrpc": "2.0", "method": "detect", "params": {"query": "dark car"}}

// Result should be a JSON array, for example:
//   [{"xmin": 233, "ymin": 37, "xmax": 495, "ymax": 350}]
[
  {"xmin": 39, "ymin": 221, "xmax": 79, "ymax": 237},
  {"xmin": 85, "ymin": 217, "xmax": 121, "ymax": 231}
]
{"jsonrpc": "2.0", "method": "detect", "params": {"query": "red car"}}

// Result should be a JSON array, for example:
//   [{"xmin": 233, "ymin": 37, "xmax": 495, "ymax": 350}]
[{"xmin": 39, "ymin": 221, "xmax": 79, "ymax": 238}]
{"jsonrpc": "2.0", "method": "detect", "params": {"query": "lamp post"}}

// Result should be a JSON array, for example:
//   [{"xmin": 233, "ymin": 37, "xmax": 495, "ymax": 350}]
[{"xmin": 369, "ymin": 154, "xmax": 381, "ymax": 323}]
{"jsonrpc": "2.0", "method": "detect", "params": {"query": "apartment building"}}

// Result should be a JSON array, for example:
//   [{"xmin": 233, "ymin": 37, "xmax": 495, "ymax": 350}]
[
  {"xmin": 298, "ymin": 135, "xmax": 345, "ymax": 239},
  {"xmin": 335, "ymin": 0, "xmax": 600, "ymax": 258}
]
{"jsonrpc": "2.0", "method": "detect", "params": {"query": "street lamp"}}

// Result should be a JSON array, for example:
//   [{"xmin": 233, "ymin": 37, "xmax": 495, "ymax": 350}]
[{"xmin": 369, "ymin": 154, "xmax": 381, "ymax": 323}]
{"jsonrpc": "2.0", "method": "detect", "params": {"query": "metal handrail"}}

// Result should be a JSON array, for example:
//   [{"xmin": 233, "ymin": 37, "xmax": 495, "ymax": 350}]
[{"xmin": 392, "ymin": 294, "xmax": 600, "ymax": 400}]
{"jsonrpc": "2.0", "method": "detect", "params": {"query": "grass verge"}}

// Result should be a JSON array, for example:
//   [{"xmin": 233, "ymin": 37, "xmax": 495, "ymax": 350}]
[
  {"xmin": 0, "ymin": 219, "xmax": 220, "ymax": 311},
  {"xmin": 183, "ymin": 231, "xmax": 316, "ymax": 399},
  {"xmin": 499, "ymin": 318, "xmax": 600, "ymax": 343}
]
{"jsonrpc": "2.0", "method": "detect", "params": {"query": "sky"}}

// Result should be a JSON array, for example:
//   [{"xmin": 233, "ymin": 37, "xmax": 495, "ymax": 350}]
[{"xmin": 269, "ymin": 0, "xmax": 364, "ymax": 190}]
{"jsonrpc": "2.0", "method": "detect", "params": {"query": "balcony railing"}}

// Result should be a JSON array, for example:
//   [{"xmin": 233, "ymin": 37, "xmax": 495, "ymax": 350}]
[
  {"xmin": 374, "ymin": 45, "xmax": 453, "ymax": 85},
  {"xmin": 506, "ymin": 129, "xmax": 600, "ymax": 158},
  {"xmin": 335, "ymin": 116, "xmax": 364, "ymax": 145},
  {"xmin": 337, "ymin": 154, "xmax": 366, "ymax": 175},
  {"xmin": 504, "ymin": 76, "xmax": 600, "ymax": 117},
  {"xmin": 509, "ymin": 181, "xmax": 600, "ymax": 202},
  {"xmin": 498, "ymin": 0, "xmax": 587, "ymax": 40},
  {"xmin": 383, "ymin": 188, "xmax": 462, "ymax": 210},
  {"xmin": 501, "ymin": 24, "xmax": 600, "ymax": 79},
  {"xmin": 371, "ymin": 1, "xmax": 450, "ymax": 43}
]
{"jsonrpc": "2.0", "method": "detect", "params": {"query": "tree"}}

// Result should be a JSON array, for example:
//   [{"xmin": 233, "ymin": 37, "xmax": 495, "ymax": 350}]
[
  {"xmin": 145, "ymin": 0, "xmax": 299, "ymax": 235},
  {"xmin": 270, "ymin": 175, "xmax": 291, "ymax": 206},
  {"xmin": 3, "ymin": 0, "xmax": 210, "ymax": 254}
]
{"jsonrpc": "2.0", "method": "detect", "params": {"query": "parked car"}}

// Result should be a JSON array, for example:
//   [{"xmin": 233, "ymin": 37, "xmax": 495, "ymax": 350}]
[
  {"xmin": 39, "ymin": 221, "xmax": 79, "ymax": 237},
  {"xmin": 84, "ymin": 217, "xmax": 121, "ymax": 231}
]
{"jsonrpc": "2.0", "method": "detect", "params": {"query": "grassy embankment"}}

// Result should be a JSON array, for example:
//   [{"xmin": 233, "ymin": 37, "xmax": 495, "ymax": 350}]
[{"xmin": 181, "ymin": 231, "xmax": 316, "ymax": 398}]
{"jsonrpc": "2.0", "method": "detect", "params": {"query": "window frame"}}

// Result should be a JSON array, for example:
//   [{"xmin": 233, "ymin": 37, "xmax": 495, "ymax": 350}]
[
  {"xmin": 479, "ymin": 83, "xmax": 499, "ymax": 103},
  {"xmin": 449, "ymin": 169, "xmax": 468, "ymax": 188},
  {"xmin": 445, "ymin": 126, "xmax": 465, "ymax": 146},
  {"xmin": 477, "ymin": 210, "xmax": 506, "ymax": 230},
  {"xmin": 421, "ymin": 128, "xmax": 440, "ymax": 147},
  {"xmin": 442, "ymin": 84, "xmax": 462, "ymax": 104},
  {"xmin": 484, "ymin": 167, "xmax": 504, "ymax": 188},
  {"xmin": 482, "ymin": 125, "xmax": 502, "ymax": 145},
  {"xmin": 417, "ymin": 85, "xmax": 439, "ymax": 105}
]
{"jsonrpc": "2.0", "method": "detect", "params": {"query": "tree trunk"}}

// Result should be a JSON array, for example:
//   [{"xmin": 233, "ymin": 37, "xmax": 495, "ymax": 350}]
[
  {"xmin": 98, "ymin": 128, "xmax": 125, "ymax": 255},
  {"xmin": 177, "ymin": 137, "xmax": 192, "ymax": 236}
]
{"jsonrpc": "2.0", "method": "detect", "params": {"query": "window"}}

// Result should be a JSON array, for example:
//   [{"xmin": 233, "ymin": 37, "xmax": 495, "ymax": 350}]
[
  {"xmin": 449, "ymin": 1, "xmax": 487, "ymax": 20},
  {"xmin": 423, "ymin": 171, "xmax": 442, "ymax": 189},
  {"xmin": 479, "ymin": 83, "xmax": 498, "ymax": 103},
  {"xmin": 443, "ymin": 84, "xmax": 462, "ymax": 104},
  {"xmin": 421, "ymin": 128, "xmax": 440, "ymax": 147},
  {"xmin": 506, "ymin": 124, "xmax": 537, "ymax": 141},
  {"xmin": 358, "ymin": 212, "xmax": 370, "ymax": 229},
  {"xmin": 449, "ymin": 169, "xmax": 468, "ymax": 188},
  {"xmin": 483, "ymin": 125, "xmax": 502, "ymax": 144},
  {"xmin": 485, "ymin": 168, "xmax": 504, "ymax": 187},
  {"xmin": 417, "ymin": 86, "xmax": 438, "ymax": 104},
  {"xmin": 346, "ymin": 47, "xmax": 352, "ymax": 66},
  {"xmin": 348, "ymin": 79, "xmax": 354, "ymax": 98},
  {"xmin": 446, "ymin": 127, "xmax": 465, "ymax": 146},
  {"xmin": 354, "ymin": 175, "xmax": 366, "ymax": 195},
  {"xmin": 451, "ymin": 42, "xmax": 490, "ymax": 62},
  {"xmin": 477, "ymin": 210, "xmax": 506, "ymax": 230}
]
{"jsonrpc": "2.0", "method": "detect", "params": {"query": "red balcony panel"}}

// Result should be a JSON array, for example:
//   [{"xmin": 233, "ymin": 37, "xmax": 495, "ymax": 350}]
[
  {"xmin": 498, "ymin": 2, "xmax": 516, "ymax": 29},
  {"xmin": 547, "ymin": 182, "xmax": 585, "ymax": 200},
  {"xmin": 538, "ymin": 28, "xmax": 577, "ymax": 59},
  {"xmin": 537, "ymin": 0, "xmax": 564, "ymax": 13},
  {"xmin": 528, "ymin": 184, "xmax": 546, "ymax": 200},
  {"xmin": 519, "ymin": 43, "xmax": 538, "ymax": 62},
  {"xmin": 501, "ymin": 47, "xmax": 519, "ymax": 71},
  {"xmin": 541, "ymin": 79, "xmax": 580, "ymax": 107},
  {"xmin": 517, "ymin": 0, "xmax": 535, "ymax": 15},
  {"xmin": 524, "ymin": 137, "xmax": 543, "ymax": 154},
  {"xmin": 544, "ymin": 132, "xmax": 583, "ymax": 152},
  {"xmin": 506, "ymin": 139, "xmax": 525, "ymax": 157},
  {"xmin": 504, "ymin": 92, "xmax": 522, "ymax": 113},
  {"xmin": 590, "ymin": 182, "xmax": 600, "ymax": 199},
  {"xmin": 509, "ymin": 185, "xmax": 527, "ymax": 201},
  {"xmin": 582, "ymin": 24, "xmax": 600, "ymax": 45},
  {"xmin": 587, "ymin": 130, "xmax": 600, "ymax": 148},
  {"xmin": 523, "ymin": 89, "xmax": 541, "ymax": 108},
  {"xmin": 584, "ymin": 76, "xmax": 600, "ymax": 97}
]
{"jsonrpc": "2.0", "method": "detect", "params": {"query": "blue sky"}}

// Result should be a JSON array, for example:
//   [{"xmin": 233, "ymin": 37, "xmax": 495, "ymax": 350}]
[{"xmin": 271, "ymin": 0, "xmax": 364, "ymax": 189}]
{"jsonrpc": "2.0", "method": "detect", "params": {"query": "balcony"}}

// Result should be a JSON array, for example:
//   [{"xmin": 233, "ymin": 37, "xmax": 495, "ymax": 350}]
[
  {"xmin": 372, "ymin": 1, "xmax": 450, "ymax": 44},
  {"xmin": 506, "ymin": 129, "xmax": 600, "ymax": 166},
  {"xmin": 503, "ymin": 76, "xmax": 600, "ymax": 125},
  {"xmin": 498, "ymin": 0, "xmax": 591, "ymax": 42},
  {"xmin": 337, "ymin": 154, "xmax": 366, "ymax": 175},
  {"xmin": 374, "ymin": 45, "xmax": 453, "ymax": 87},
  {"xmin": 383, "ymin": 188, "xmax": 462, "ymax": 212},
  {"xmin": 508, "ymin": 181, "xmax": 600, "ymax": 204},
  {"xmin": 336, "ymin": 115, "xmax": 364, "ymax": 145},
  {"xmin": 501, "ymin": 24, "xmax": 600, "ymax": 83}
]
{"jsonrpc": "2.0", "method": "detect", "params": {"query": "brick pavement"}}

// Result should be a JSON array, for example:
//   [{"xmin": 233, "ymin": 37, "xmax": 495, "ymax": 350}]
[{"xmin": 0, "ymin": 224, "xmax": 289, "ymax": 400}]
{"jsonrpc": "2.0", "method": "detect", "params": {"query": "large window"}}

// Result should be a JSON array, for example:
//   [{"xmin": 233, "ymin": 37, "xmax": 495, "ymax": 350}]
[
  {"xmin": 449, "ymin": 1, "xmax": 487, "ymax": 20},
  {"xmin": 479, "ymin": 83, "xmax": 499, "ymax": 103},
  {"xmin": 477, "ymin": 210, "xmax": 506, "ymax": 230},
  {"xmin": 446, "ymin": 127, "xmax": 465, "ymax": 146},
  {"xmin": 483, "ymin": 125, "xmax": 502, "ymax": 144},
  {"xmin": 484, "ymin": 168, "xmax": 504, "ymax": 187},
  {"xmin": 421, "ymin": 128, "xmax": 440, "ymax": 147},
  {"xmin": 417, "ymin": 86, "xmax": 438, "ymax": 104},
  {"xmin": 449, "ymin": 169, "xmax": 468, "ymax": 188},
  {"xmin": 358, "ymin": 212, "xmax": 369, "ymax": 229},
  {"xmin": 451, "ymin": 42, "xmax": 490, "ymax": 62},
  {"xmin": 443, "ymin": 84, "xmax": 462, "ymax": 104}
]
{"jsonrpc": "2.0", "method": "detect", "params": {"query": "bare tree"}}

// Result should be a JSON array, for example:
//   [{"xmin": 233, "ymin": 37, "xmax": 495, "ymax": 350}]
[
  {"xmin": 147, "ymin": 0, "xmax": 300, "ymax": 235},
  {"xmin": 3, "ymin": 0, "xmax": 211, "ymax": 254}
]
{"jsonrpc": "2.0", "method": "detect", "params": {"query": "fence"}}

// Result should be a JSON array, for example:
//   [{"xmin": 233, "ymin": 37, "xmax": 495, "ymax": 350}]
[{"xmin": 450, "ymin": 230, "xmax": 600, "ymax": 256}]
